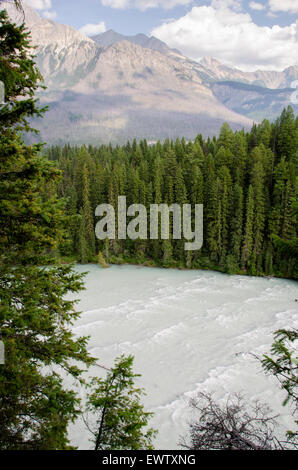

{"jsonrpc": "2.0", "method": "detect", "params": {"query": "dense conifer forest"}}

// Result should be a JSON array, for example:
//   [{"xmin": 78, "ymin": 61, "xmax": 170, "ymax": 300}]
[{"xmin": 46, "ymin": 107, "xmax": 298, "ymax": 280}]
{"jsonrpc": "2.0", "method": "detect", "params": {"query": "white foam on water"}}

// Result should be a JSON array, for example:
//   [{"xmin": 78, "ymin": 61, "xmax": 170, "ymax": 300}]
[{"xmin": 67, "ymin": 265, "xmax": 298, "ymax": 450}]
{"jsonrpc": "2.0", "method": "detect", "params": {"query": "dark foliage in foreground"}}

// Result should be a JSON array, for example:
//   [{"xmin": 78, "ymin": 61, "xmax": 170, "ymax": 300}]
[
  {"xmin": 85, "ymin": 355, "xmax": 157, "ymax": 450},
  {"xmin": 0, "ymin": 8, "xmax": 94, "ymax": 449},
  {"xmin": 262, "ymin": 328, "xmax": 298, "ymax": 444}
]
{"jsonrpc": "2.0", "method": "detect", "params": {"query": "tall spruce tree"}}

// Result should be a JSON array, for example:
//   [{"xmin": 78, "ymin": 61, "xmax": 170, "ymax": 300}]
[
  {"xmin": 241, "ymin": 185, "xmax": 255, "ymax": 270},
  {"xmin": 0, "ymin": 10, "xmax": 93, "ymax": 449},
  {"xmin": 230, "ymin": 183, "xmax": 244, "ymax": 265},
  {"xmin": 251, "ymin": 160, "xmax": 266, "ymax": 273},
  {"xmin": 87, "ymin": 355, "xmax": 157, "ymax": 450},
  {"xmin": 77, "ymin": 163, "xmax": 96, "ymax": 263}
]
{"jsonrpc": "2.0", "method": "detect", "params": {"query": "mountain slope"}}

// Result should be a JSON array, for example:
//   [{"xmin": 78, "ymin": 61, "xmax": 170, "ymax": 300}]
[
  {"xmin": 33, "ymin": 39, "xmax": 253, "ymax": 145},
  {"xmin": 92, "ymin": 29, "xmax": 181, "ymax": 55},
  {"xmin": 211, "ymin": 81, "xmax": 295, "ymax": 121},
  {"xmin": 200, "ymin": 57, "xmax": 298, "ymax": 89},
  {"xmin": 4, "ymin": 2, "xmax": 254, "ymax": 144},
  {"xmin": 3, "ymin": 2, "xmax": 297, "ymax": 145}
]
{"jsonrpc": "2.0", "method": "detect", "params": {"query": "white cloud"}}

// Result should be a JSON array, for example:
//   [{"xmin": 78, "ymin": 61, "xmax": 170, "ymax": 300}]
[
  {"xmin": 152, "ymin": 5, "xmax": 297, "ymax": 71},
  {"xmin": 269, "ymin": 0, "xmax": 298, "ymax": 14},
  {"xmin": 101, "ymin": 0, "xmax": 193, "ymax": 10},
  {"xmin": 42, "ymin": 10, "xmax": 57, "ymax": 20},
  {"xmin": 249, "ymin": 1, "xmax": 265, "ymax": 11},
  {"xmin": 24, "ymin": 1, "xmax": 57, "ymax": 21},
  {"xmin": 79, "ymin": 21, "xmax": 106, "ymax": 37},
  {"xmin": 24, "ymin": 0, "xmax": 52, "ymax": 9},
  {"xmin": 211, "ymin": 0, "xmax": 242, "ymax": 11}
]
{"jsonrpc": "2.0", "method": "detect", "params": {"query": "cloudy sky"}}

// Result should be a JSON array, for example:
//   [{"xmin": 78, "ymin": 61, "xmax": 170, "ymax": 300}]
[{"xmin": 20, "ymin": 0, "xmax": 298, "ymax": 71}]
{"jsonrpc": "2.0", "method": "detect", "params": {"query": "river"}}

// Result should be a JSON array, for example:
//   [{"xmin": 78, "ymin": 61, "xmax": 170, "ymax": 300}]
[{"xmin": 67, "ymin": 264, "xmax": 297, "ymax": 449}]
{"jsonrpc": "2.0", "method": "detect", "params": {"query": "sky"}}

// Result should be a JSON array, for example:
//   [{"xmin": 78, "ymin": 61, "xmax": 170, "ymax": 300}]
[{"xmin": 14, "ymin": 1, "xmax": 298, "ymax": 71}]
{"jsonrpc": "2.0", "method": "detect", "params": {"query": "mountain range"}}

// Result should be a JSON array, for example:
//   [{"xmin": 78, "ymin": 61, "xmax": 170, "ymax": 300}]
[{"xmin": 3, "ymin": 2, "xmax": 298, "ymax": 145}]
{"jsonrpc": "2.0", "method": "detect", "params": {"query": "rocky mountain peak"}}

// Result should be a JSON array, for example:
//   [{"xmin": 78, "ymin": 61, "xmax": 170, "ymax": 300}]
[
  {"xmin": 3, "ymin": 1, "xmax": 93, "ymax": 48},
  {"xmin": 92, "ymin": 29, "xmax": 179, "ymax": 55},
  {"xmin": 1, "ymin": 1, "xmax": 296, "ymax": 145},
  {"xmin": 200, "ymin": 56, "xmax": 226, "ymax": 69}
]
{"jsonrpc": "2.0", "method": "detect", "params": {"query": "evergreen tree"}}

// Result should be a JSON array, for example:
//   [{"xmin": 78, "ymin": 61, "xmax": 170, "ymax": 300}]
[
  {"xmin": 77, "ymin": 164, "xmax": 95, "ymax": 263},
  {"xmin": 230, "ymin": 183, "xmax": 243, "ymax": 265},
  {"xmin": 217, "ymin": 166, "xmax": 232, "ymax": 262},
  {"xmin": 0, "ymin": 10, "xmax": 93, "ymax": 449},
  {"xmin": 217, "ymin": 122, "xmax": 234, "ymax": 151},
  {"xmin": 262, "ymin": 329, "xmax": 298, "ymax": 442},
  {"xmin": 87, "ymin": 355, "xmax": 157, "ymax": 450},
  {"xmin": 251, "ymin": 160, "xmax": 266, "ymax": 273},
  {"xmin": 276, "ymin": 106, "xmax": 297, "ymax": 163},
  {"xmin": 241, "ymin": 185, "xmax": 255, "ymax": 270}
]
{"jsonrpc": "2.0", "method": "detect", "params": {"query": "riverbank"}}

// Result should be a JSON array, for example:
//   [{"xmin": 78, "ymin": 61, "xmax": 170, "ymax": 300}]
[{"xmin": 57, "ymin": 254, "xmax": 296, "ymax": 281}]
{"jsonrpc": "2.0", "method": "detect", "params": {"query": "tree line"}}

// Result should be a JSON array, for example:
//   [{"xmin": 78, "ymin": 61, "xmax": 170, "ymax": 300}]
[{"xmin": 45, "ymin": 107, "xmax": 297, "ymax": 279}]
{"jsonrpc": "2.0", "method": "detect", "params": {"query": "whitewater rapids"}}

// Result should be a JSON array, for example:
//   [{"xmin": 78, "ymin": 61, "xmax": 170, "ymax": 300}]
[{"xmin": 67, "ymin": 265, "xmax": 297, "ymax": 449}]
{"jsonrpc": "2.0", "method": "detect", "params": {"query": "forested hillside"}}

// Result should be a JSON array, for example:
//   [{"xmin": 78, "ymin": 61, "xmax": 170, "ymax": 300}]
[{"xmin": 46, "ymin": 107, "xmax": 298, "ymax": 280}]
